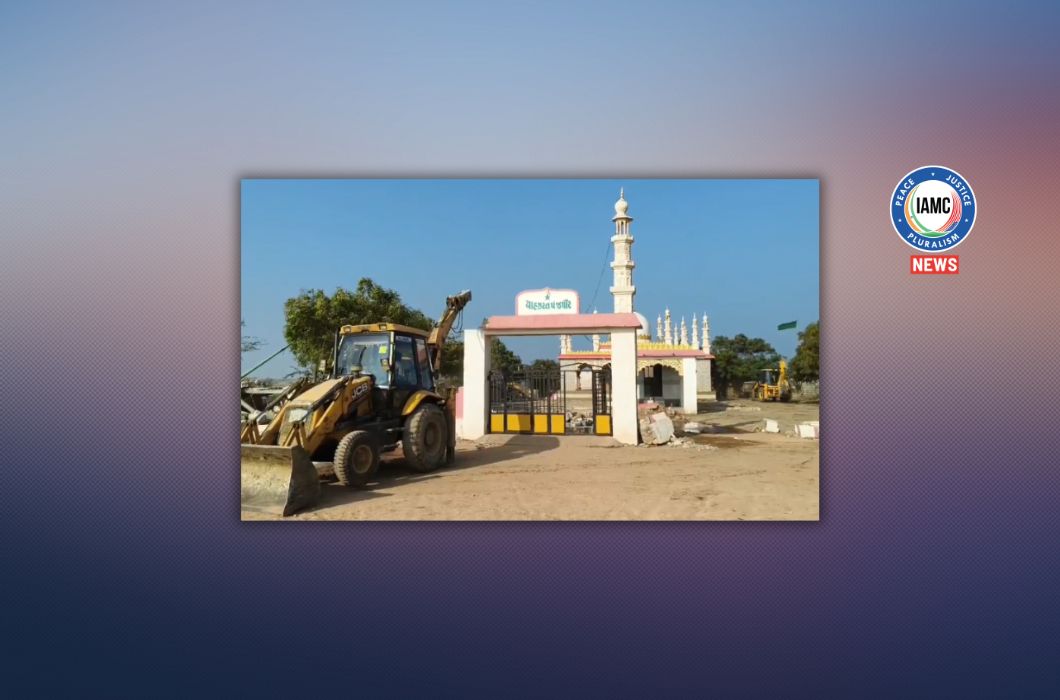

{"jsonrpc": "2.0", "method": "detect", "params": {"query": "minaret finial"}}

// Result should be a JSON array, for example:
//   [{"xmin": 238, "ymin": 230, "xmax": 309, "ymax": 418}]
[{"xmin": 610, "ymin": 188, "xmax": 634, "ymax": 311}]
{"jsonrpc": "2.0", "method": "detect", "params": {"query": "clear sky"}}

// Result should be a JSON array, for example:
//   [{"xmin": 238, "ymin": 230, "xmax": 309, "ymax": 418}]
[{"xmin": 241, "ymin": 179, "xmax": 818, "ymax": 377}]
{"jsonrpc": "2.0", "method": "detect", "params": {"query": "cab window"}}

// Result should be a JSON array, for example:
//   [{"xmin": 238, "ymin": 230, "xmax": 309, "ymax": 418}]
[
  {"xmin": 392, "ymin": 335, "xmax": 418, "ymax": 388},
  {"xmin": 335, "ymin": 332, "xmax": 389, "ymax": 386},
  {"xmin": 415, "ymin": 337, "xmax": 434, "ymax": 390}
]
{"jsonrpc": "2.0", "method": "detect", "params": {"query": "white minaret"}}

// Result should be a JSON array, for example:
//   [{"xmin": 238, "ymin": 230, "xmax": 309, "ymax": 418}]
[
  {"xmin": 691, "ymin": 316, "xmax": 699, "ymax": 349},
  {"xmin": 702, "ymin": 314, "xmax": 711, "ymax": 353},
  {"xmin": 610, "ymin": 188, "xmax": 635, "ymax": 313},
  {"xmin": 656, "ymin": 315, "xmax": 663, "ymax": 342},
  {"xmin": 664, "ymin": 308, "xmax": 673, "ymax": 346},
  {"xmin": 680, "ymin": 317, "xmax": 688, "ymax": 346}
]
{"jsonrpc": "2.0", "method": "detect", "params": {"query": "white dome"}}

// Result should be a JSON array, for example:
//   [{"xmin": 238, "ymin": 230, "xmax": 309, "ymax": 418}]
[
  {"xmin": 634, "ymin": 312, "xmax": 650, "ymax": 337},
  {"xmin": 614, "ymin": 189, "xmax": 629, "ymax": 217}
]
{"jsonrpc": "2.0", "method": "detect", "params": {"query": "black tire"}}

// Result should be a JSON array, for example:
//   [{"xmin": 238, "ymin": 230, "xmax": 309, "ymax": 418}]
[
  {"xmin": 403, "ymin": 403, "xmax": 448, "ymax": 473},
  {"xmin": 333, "ymin": 430, "xmax": 379, "ymax": 487}
]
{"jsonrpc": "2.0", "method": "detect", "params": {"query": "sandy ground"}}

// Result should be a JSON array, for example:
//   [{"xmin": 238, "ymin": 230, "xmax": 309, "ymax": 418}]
[{"xmin": 242, "ymin": 400, "xmax": 819, "ymax": 521}]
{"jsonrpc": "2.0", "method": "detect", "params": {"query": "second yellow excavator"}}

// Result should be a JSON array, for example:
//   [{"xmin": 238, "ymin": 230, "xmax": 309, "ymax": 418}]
[{"xmin": 751, "ymin": 359, "xmax": 793, "ymax": 402}]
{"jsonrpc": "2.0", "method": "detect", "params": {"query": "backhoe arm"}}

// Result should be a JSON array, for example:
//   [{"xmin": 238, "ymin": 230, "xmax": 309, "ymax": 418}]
[{"xmin": 427, "ymin": 289, "xmax": 472, "ymax": 369}]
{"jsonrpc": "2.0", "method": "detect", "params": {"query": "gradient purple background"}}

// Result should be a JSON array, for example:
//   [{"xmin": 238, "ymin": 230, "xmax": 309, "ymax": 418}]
[{"xmin": 3, "ymin": 2, "xmax": 1059, "ymax": 697}]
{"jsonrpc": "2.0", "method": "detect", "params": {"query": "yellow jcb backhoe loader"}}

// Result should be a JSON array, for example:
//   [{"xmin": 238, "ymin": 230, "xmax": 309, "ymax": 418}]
[
  {"xmin": 240, "ymin": 290, "xmax": 472, "ymax": 516},
  {"xmin": 751, "ymin": 359, "xmax": 793, "ymax": 402}
]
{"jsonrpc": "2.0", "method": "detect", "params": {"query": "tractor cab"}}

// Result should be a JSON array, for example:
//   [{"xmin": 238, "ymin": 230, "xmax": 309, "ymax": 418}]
[
  {"xmin": 758, "ymin": 368, "xmax": 777, "ymax": 386},
  {"xmin": 335, "ymin": 323, "xmax": 437, "ymax": 418}
]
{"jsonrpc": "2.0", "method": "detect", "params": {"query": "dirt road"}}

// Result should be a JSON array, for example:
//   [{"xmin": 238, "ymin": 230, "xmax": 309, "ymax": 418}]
[{"xmin": 242, "ymin": 401, "xmax": 819, "ymax": 521}]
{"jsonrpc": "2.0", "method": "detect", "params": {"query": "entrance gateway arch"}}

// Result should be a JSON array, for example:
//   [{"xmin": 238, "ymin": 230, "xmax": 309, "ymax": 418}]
[{"xmin": 460, "ymin": 312, "xmax": 642, "ymax": 445}]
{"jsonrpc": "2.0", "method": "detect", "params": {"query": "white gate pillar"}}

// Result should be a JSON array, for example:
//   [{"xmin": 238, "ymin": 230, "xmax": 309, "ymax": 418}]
[
  {"xmin": 460, "ymin": 328, "xmax": 488, "ymax": 440},
  {"xmin": 610, "ymin": 329, "xmax": 638, "ymax": 445},
  {"xmin": 681, "ymin": 357, "xmax": 698, "ymax": 414}
]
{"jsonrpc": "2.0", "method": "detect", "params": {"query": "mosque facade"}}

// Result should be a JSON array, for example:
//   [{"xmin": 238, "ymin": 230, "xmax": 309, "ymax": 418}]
[{"xmin": 558, "ymin": 190, "xmax": 714, "ymax": 413}]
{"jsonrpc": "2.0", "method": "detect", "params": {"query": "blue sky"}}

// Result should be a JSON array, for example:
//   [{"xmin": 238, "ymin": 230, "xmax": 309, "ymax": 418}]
[{"xmin": 241, "ymin": 179, "xmax": 818, "ymax": 377}]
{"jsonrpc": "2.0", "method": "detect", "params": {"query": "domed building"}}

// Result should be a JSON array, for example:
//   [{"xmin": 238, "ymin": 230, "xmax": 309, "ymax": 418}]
[{"xmin": 558, "ymin": 190, "xmax": 714, "ymax": 412}]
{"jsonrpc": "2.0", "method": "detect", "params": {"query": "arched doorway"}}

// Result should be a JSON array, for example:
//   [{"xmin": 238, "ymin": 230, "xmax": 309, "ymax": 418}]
[
  {"xmin": 639, "ymin": 363, "xmax": 682, "ymax": 406},
  {"xmin": 575, "ymin": 363, "xmax": 592, "ymax": 391}
]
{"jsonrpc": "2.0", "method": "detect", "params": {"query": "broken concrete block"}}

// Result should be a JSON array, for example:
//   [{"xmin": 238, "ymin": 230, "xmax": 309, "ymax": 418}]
[
  {"xmin": 650, "ymin": 413, "xmax": 675, "ymax": 444},
  {"xmin": 764, "ymin": 419, "xmax": 780, "ymax": 433},
  {"xmin": 639, "ymin": 418, "xmax": 658, "ymax": 445},
  {"xmin": 683, "ymin": 421, "xmax": 704, "ymax": 434},
  {"xmin": 797, "ymin": 422, "xmax": 819, "ymax": 439}
]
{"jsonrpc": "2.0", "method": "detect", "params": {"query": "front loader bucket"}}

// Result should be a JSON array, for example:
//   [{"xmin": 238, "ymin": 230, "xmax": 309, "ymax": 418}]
[{"xmin": 240, "ymin": 445, "xmax": 321, "ymax": 517}]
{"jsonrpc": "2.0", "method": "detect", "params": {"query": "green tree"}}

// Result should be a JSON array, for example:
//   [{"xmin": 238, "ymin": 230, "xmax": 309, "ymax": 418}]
[
  {"xmin": 437, "ymin": 340, "xmax": 464, "ymax": 382},
  {"xmin": 790, "ymin": 321, "xmax": 819, "ymax": 383},
  {"xmin": 527, "ymin": 358, "xmax": 559, "ymax": 373},
  {"xmin": 283, "ymin": 278, "xmax": 434, "ymax": 370},
  {"xmin": 710, "ymin": 334, "xmax": 780, "ymax": 397},
  {"xmin": 490, "ymin": 338, "xmax": 523, "ymax": 374}
]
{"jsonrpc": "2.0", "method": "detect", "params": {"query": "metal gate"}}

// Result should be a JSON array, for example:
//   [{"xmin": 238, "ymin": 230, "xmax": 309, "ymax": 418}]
[
  {"xmin": 488, "ymin": 367, "xmax": 564, "ymax": 434},
  {"xmin": 488, "ymin": 365, "xmax": 611, "ymax": 436},
  {"xmin": 590, "ymin": 366, "xmax": 612, "ymax": 436}
]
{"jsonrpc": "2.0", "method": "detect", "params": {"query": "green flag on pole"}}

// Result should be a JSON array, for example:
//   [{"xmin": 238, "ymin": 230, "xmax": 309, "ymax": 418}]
[{"xmin": 777, "ymin": 321, "xmax": 797, "ymax": 331}]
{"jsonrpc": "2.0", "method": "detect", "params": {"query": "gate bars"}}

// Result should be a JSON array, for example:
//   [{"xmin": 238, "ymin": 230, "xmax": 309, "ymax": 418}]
[{"xmin": 488, "ymin": 365, "xmax": 611, "ymax": 436}]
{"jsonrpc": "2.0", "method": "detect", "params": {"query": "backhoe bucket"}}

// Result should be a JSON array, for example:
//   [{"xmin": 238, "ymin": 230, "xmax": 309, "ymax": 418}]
[{"xmin": 240, "ymin": 444, "xmax": 321, "ymax": 517}]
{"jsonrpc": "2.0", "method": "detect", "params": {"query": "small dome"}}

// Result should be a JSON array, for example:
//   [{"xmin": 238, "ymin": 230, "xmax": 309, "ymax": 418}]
[
  {"xmin": 614, "ymin": 187, "xmax": 629, "ymax": 217},
  {"xmin": 634, "ymin": 312, "xmax": 650, "ymax": 338}
]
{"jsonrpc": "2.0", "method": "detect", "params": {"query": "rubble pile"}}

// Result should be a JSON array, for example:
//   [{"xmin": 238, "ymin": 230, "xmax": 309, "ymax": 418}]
[
  {"xmin": 637, "ymin": 405, "xmax": 717, "ymax": 451},
  {"xmin": 565, "ymin": 411, "xmax": 594, "ymax": 429},
  {"xmin": 758, "ymin": 418, "xmax": 820, "ymax": 439}
]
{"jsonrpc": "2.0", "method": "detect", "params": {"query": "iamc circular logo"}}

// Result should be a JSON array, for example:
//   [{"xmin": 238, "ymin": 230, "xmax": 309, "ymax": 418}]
[{"xmin": 891, "ymin": 165, "xmax": 976, "ymax": 251}]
